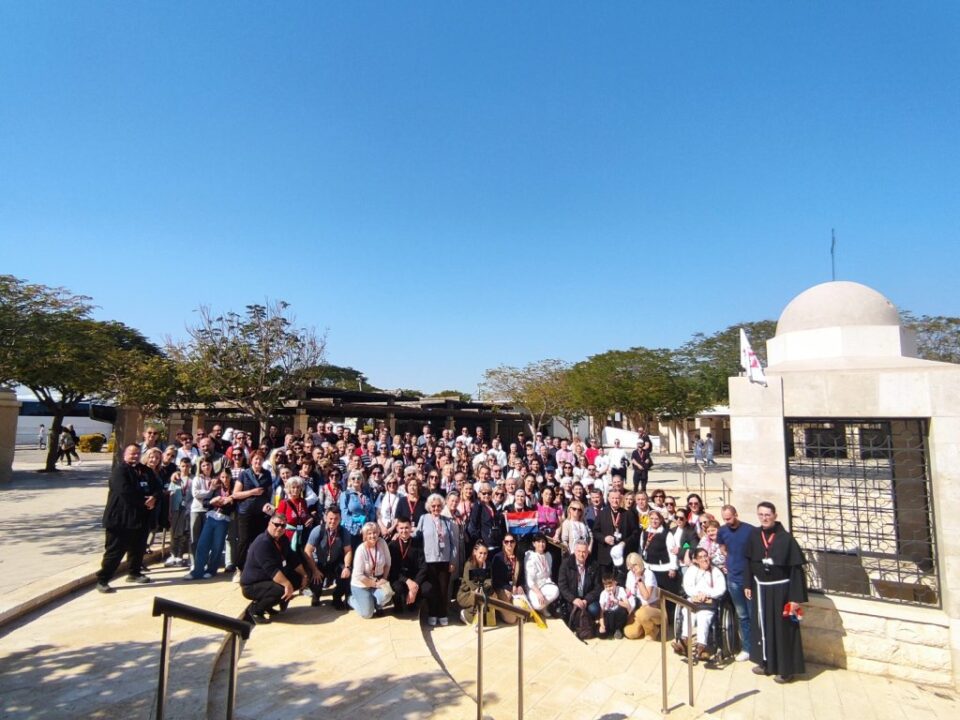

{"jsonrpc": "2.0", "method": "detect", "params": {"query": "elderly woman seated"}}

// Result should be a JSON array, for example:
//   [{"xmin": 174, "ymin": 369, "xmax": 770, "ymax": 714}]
[
  {"xmin": 349, "ymin": 522, "xmax": 393, "ymax": 618},
  {"xmin": 673, "ymin": 547, "xmax": 726, "ymax": 659}
]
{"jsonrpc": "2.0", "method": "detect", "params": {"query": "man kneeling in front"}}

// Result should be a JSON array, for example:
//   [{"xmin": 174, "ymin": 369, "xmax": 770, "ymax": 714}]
[{"xmin": 240, "ymin": 513, "xmax": 309, "ymax": 624}]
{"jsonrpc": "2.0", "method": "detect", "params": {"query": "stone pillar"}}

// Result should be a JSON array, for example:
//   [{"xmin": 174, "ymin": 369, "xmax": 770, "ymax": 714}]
[
  {"xmin": 0, "ymin": 389, "xmax": 20, "ymax": 484},
  {"xmin": 386, "ymin": 411, "xmax": 396, "ymax": 435},
  {"xmin": 165, "ymin": 411, "xmax": 188, "ymax": 444},
  {"xmin": 728, "ymin": 375, "xmax": 789, "ymax": 525},
  {"xmin": 294, "ymin": 408, "xmax": 309, "ymax": 437},
  {"xmin": 113, "ymin": 406, "xmax": 144, "ymax": 465},
  {"xmin": 193, "ymin": 411, "xmax": 207, "ymax": 436},
  {"xmin": 445, "ymin": 415, "xmax": 455, "ymax": 431},
  {"xmin": 490, "ymin": 418, "xmax": 500, "ymax": 440}
]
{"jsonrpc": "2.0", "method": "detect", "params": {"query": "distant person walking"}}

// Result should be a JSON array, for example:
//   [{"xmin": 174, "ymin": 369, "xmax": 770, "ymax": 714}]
[
  {"xmin": 693, "ymin": 435, "xmax": 705, "ymax": 466},
  {"xmin": 705, "ymin": 433, "xmax": 717, "ymax": 466},
  {"xmin": 37, "ymin": 424, "xmax": 46, "ymax": 450},
  {"xmin": 58, "ymin": 427, "xmax": 79, "ymax": 466}
]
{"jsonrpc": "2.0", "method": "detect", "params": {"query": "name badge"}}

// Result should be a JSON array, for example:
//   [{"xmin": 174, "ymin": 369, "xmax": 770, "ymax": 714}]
[
  {"xmin": 614, "ymin": 532, "xmax": 622, "ymax": 541},
  {"xmin": 762, "ymin": 557, "xmax": 774, "ymax": 566}
]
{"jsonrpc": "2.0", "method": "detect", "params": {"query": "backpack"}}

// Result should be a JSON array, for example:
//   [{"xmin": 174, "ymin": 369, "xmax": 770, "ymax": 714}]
[{"xmin": 568, "ymin": 604, "xmax": 596, "ymax": 641}]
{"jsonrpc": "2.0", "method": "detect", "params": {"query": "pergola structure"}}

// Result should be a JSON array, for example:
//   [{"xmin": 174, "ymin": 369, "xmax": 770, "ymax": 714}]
[{"xmin": 163, "ymin": 387, "xmax": 530, "ymax": 443}]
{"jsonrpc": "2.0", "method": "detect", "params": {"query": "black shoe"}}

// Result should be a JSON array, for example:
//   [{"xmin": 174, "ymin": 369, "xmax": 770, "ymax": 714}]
[
  {"xmin": 752, "ymin": 665, "xmax": 769, "ymax": 676},
  {"xmin": 96, "ymin": 582, "xmax": 115, "ymax": 594},
  {"xmin": 248, "ymin": 612, "xmax": 271, "ymax": 625},
  {"xmin": 278, "ymin": 598, "xmax": 289, "ymax": 612},
  {"xmin": 613, "ymin": 630, "xmax": 624, "ymax": 640},
  {"xmin": 774, "ymin": 675, "xmax": 792, "ymax": 684},
  {"xmin": 332, "ymin": 598, "xmax": 346, "ymax": 611},
  {"xmin": 125, "ymin": 574, "xmax": 152, "ymax": 584},
  {"xmin": 311, "ymin": 596, "xmax": 320, "ymax": 607}
]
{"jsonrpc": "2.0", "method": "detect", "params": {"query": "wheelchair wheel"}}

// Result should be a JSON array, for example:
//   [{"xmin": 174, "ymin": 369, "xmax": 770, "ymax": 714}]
[{"xmin": 717, "ymin": 596, "xmax": 741, "ymax": 659}]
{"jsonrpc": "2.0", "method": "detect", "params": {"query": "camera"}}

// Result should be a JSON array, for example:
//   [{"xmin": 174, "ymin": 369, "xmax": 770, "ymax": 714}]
[{"xmin": 469, "ymin": 567, "xmax": 491, "ymax": 583}]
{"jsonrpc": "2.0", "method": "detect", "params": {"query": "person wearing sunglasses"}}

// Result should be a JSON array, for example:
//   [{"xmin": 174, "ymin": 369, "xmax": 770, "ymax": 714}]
[
  {"xmin": 240, "ymin": 510, "xmax": 309, "ymax": 624},
  {"xmin": 466, "ymin": 482, "xmax": 507, "ymax": 552}
]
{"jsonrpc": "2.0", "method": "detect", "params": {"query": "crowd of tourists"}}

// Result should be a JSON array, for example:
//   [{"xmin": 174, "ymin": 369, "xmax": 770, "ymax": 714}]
[{"xmin": 95, "ymin": 420, "xmax": 807, "ymax": 684}]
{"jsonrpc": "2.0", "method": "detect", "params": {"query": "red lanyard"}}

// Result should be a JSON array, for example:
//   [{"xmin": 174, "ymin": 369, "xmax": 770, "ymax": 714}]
[
  {"xmin": 761, "ymin": 530, "xmax": 776, "ymax": 558},
  {"xmin": 367, "ymin": 546, "xmax": 379, "ymax": 577},
  {"xmin": 399, "ymin": 540, "xmax": 409, "ymax": 561},
  {"xmin": 326, "ymin": 529, "xmax": 337, "ymax": 562},
  {"xmin": 612, "ymin": 510, "xmax": 622, "ymax": 531},
  {"xmin": 328, "ymin": 483, "xmax": 340, "ymax": 502},
  {"xmin": 407, "ymin": 497, "xmax": 418, "ymax": 516}
]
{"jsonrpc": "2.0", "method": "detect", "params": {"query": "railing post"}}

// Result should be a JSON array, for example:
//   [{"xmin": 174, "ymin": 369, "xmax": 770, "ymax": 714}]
[
  {"xmin": 517, "ymin": 619, "xmax": 524, "ymax": 720},
  {"xmin": 156, "ymin": 613, "xmax": 172, "ymax": 720},
  {"xmin": 227, "ymin": 632, "xmax": 240, "ymax": 720},
  {"xmin": 660, "ymin": 596, "xmax": 668, "ymax": 714},
  {"xmin": 476, "ymin": 598, "xmax": 485, "ymax": 720}
]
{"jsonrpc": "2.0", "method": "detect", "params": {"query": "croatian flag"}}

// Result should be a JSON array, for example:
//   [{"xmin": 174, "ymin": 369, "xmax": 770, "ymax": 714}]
[{"xmin": 505, "ymin": 511, "xmax": 539, "ymax": 537}]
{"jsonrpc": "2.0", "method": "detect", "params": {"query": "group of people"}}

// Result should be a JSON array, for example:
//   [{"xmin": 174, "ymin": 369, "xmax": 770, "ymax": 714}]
[{"xmin": 96, "ymin": 421, "xmax": 807, "ymax": 684}]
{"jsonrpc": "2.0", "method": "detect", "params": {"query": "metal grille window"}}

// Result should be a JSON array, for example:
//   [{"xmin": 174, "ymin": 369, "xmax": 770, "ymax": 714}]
[{"xmin": 786, "ymin": 419, "xmax": 939, "ymax": 607}]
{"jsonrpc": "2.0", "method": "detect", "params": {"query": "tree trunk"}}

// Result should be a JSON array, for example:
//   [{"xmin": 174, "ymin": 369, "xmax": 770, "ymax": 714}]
[{"xmin": 42, "ymin": 413, "xmax": 65, "ymax": 472}]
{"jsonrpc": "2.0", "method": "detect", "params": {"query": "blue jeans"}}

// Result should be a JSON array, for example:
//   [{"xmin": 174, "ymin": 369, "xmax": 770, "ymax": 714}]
[
  {"xmin": 349, "ymin": 585, "xmax": 391, "ymax": 618},
  {"xmin": 727, "ymin": 580, "xmax": 752, "ymax": 651},
  {"xmin": 192, "ymin": 516, "xmax": 229, "ymax": 577}
]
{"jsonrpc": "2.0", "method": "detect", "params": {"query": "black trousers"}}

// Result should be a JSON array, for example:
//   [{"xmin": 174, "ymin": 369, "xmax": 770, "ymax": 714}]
[
  {"xmin": 242, "ymin": 567, "xmax": 301, "ymax": 615},
  {"xmin": 97, "ymin": 526, "xmax": 149, "ymax": 584},
  {"xmin": 424, "ymin": 562, "xmax": 449, "ymax": 617},
  {"xmin": 311, "ymin": 562, "xmax": 350, "ymax": 602},
  {"xmin": 602, "ymin": 606, "xmax": 628, "ymax": 634},
  {"xmin": 236, "ymin": 511, "xmax": 268, "ymax": 571}
]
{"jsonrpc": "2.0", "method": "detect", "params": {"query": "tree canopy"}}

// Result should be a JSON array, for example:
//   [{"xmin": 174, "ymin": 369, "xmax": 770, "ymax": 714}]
[
  {"xmin": 902, "ymin": 313, "xmax": 960, "ymax": 364},
  {"xmin": 170, "ymin": 301, "xmax": 327, "ymax": 436},
  {"xmin": 483, "ymin": 359, "xmax": 572, "ymax": 435},
  {"xmin": 0, "ymin": 275, "xmax": 168, "ymax": 470}
]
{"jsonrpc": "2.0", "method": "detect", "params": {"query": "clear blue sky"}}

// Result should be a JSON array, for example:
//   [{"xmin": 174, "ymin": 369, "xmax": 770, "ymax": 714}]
[{"xmin": 2, "ymin": 3, "xmax": 957, "ymax": 394}]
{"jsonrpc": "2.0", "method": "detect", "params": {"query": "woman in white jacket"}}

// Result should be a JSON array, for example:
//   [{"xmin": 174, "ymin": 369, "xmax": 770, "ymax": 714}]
[
  {"xmin": 524, "ymin": 533, "xmax": 560, "ymax": 614},
  {"xmin": 674, "ymin": 548, "xmax": 726, "ymax": 660}
]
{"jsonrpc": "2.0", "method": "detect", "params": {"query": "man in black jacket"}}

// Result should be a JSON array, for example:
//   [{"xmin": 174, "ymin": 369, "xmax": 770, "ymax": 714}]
[
  {"xmin": 592, "ymin": 489, "xmax": 639, "ymax": 581},
  {"xmin": 388, "ymin": 518, "xmax": 430, "ymax": 616},
  {"xmin": 467, "ymin": 483, "xmax": 506, "ymax": 551},
  {"xmin": 241, "ymin": 516, "xmax": 309, "ymax": 623},
  {"xmin": 558, "ymin": 539, "xmax": 602, "ymax": 631},
  {"xmin": 95, "ymin": 444, "xmax": 162, "ymax": 593}
]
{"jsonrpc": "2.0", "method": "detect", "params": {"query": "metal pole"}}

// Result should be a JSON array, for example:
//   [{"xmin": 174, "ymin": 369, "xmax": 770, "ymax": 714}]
[
  {"xmin": 686, "ymin": 607, "xmax": 695, "ymax": 708},
  {"xmin": 227, "ymin": 632, "xmax": 240, "ymax": 720},
  {"xmin": 517, "ymin": 619, "xmax": 524, "ymax": 720},
  {"xmin": 476, "ymin": 598, "xmax": 485, "ymax": 720},
  {"xmin": 660, "ymin": 597, "xmax": 668, "ymax": 714},
  {"xmin": 156, "ymin": 614, "xmax": 172, "ymax": 720}
]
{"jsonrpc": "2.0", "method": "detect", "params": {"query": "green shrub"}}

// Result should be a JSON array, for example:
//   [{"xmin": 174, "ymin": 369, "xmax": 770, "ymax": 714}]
[
  {"xmin": 78, "ymin": 433, "xmax": 106, "ymax": 453},
  {"xmin": 106, "ymin": 433, "xmax": 116, "ymax": 454}
]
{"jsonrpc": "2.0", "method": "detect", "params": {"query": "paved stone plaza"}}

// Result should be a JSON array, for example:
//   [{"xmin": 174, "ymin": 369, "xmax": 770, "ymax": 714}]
[{"xmin": 1, "ymin": 449, "xmax": 957, "ymax": 719}]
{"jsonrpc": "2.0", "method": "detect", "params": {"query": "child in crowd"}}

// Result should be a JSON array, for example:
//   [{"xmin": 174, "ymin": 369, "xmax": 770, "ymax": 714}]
[
  {"xmin": 597, "ymin": 573, "xmax": 631, "ymax": 639},
  {"xmin": 698, "ymin": 519, "xmax": 727, "ymax": 570},
  {"xmin": 165, "ymin": 457, "xmax": 193, "ymax": 567}
]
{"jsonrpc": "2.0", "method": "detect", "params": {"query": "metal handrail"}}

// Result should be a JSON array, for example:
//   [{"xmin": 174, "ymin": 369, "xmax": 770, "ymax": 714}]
[
  {"xmin": 474, "ymin": 591, "xmax": 534, "ymax": 720},
  {"xmin": 151, "ymin": 597, "xmax": 253, "ymax": 720},
  {"xmin": 657, "ymin": 588, "xmax": 705, "ymax": 712}
]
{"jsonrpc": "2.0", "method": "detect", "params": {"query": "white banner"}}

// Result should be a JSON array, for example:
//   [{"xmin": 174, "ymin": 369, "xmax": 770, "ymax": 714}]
[{"xmin": 740, "ymin": 328, "xmax": 767, "ymax": 385}]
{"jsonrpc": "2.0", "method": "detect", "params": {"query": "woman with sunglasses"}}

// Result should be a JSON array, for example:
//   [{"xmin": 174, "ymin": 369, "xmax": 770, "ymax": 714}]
[
  {"xmin": 560, "ymin": 501, "xmax": 592, "ymax": 555},
  {"xmin": 376, "ymin": 473, "xmax": 401, "ymax": 541},
  {"xmin": 669, "ymin": 508, "xmax": 700, "ymax": 574},
  {"xmin": 489, "ymin": 533, "xmax": 522, "ymax": 624},
  {"xmin": 685, "ymin": 493, "xmax": 706, "ymax": 534}
]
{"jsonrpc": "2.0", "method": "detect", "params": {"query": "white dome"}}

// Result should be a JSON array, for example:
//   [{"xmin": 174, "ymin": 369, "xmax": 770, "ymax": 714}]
[{"xmin": 776, "ymin": 281, "xmax": 901, "ymax": 336}]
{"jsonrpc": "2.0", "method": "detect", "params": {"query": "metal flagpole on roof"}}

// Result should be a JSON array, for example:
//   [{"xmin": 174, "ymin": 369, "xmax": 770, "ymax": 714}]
[{"xmin": 831, "ymin": 229, "xmax": 836, "ymax": 281}]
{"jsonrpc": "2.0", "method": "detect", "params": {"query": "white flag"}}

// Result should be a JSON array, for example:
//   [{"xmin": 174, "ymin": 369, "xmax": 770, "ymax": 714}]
[{"xmin": 740, "ymin": 328, "xmax": 767, "ymax": 385}]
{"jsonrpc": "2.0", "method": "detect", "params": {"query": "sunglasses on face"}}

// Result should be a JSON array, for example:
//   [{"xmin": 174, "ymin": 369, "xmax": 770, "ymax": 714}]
[
  {"xmin": 503, "ymin": 540, "xmax": 516, "ymax": 545},
  {"xmin": 270, "ymin": 522, "xmax": 285, "ymax": 528}
]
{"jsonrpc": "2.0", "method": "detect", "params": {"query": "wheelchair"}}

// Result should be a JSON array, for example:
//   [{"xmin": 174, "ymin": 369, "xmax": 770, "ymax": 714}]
[{"xmin": 672, "ymin": 591, "xmax": 741, "ymax": 668}]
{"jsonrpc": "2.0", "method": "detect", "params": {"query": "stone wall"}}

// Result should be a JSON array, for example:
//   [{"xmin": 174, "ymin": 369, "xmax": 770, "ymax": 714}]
[
  {"xmin": 803, "ymin": 594, "xmax": 952, "ymax": 687},
  {"xmin": 0, "ymin": 389, "xmax": 19, "ymax": 483}
]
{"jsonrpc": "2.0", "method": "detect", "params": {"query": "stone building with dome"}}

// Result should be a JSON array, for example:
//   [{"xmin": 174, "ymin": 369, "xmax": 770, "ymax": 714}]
[{"xmin": 729, "ymin": 280, "xmax": 960, "ymax": 688}]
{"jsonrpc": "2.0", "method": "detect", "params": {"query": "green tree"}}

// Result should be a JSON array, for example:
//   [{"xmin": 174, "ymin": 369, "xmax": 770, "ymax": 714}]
[
  {"xmin": 901, "ymin": 313, "xmax": 960, "ymax": 364},
  {"xmin": 170, "ymin": 301, "xmax": 327, "ymax": 438},
  {"xmin": 0, "ymin": 275, "xmax": 165, "ymax": 471},
  {"xmin": 434, "ymin": 389, "xmax": 473, "ymax": 402},
  {"xmin": 312, "ymin": 364, "xmax": 381, "ymax": 392},
  {"xmin": 482, "ymin": 359, "xmax": 571, "ymax": 435}
]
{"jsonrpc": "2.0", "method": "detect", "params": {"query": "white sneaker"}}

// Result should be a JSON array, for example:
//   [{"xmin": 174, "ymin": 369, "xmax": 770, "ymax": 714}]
[
  {"xmin": 202, "ymin": 573, "xmax": 213, "ymax": 579},
  {"xmin": 164, "ymin": 557, "xmax": 178, "ymax": 567},
  {"xmin": 735, "ymin": 650, "xmax": 750, "ymax": 662},
  {"xmin": 183, "ymin": 572, "xmax": 199, "ymax": 580},
  {"xmin": 427, "ymin": 616, "xmax": 438, "ymax": 627},
  {"xmin": 438, "ymin": 617, "xmax": 449, "ymax": 626},
  {"xmin": 232, "ymin": 571, "xmax": 241, "ymax": 583}
]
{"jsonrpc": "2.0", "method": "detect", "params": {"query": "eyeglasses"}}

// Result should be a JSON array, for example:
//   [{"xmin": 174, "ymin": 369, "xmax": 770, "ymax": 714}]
[
  {"xmin": 428, "ymin": 474, "xmax": 439, "ymax": 479},
  {"xmin": 503, "ymin": 540, "xmax": 516, "ymax": 544},
  {"xmin": 270, "ymin": 522, "xmax": 285, "ymax": 528},
  {"xmin": 676, "ymin": 516, "xmax": 686, "ymax": 521},
  {"xmin": 666, "ymin": 502, "xmax": 676, "ymax": 507},
  {"xmin": 572, "ymin": 508, "xmax": 583, "ymax": 513},
  {"xmin": 480, "ymin": 491, "xmax": 491, "ymax": 496}
]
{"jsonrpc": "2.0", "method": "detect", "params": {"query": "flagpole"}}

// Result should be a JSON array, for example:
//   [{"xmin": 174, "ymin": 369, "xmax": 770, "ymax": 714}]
[{"xmin": 831, "ymin": 229, "xmax": 836, "ymax": 281}]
